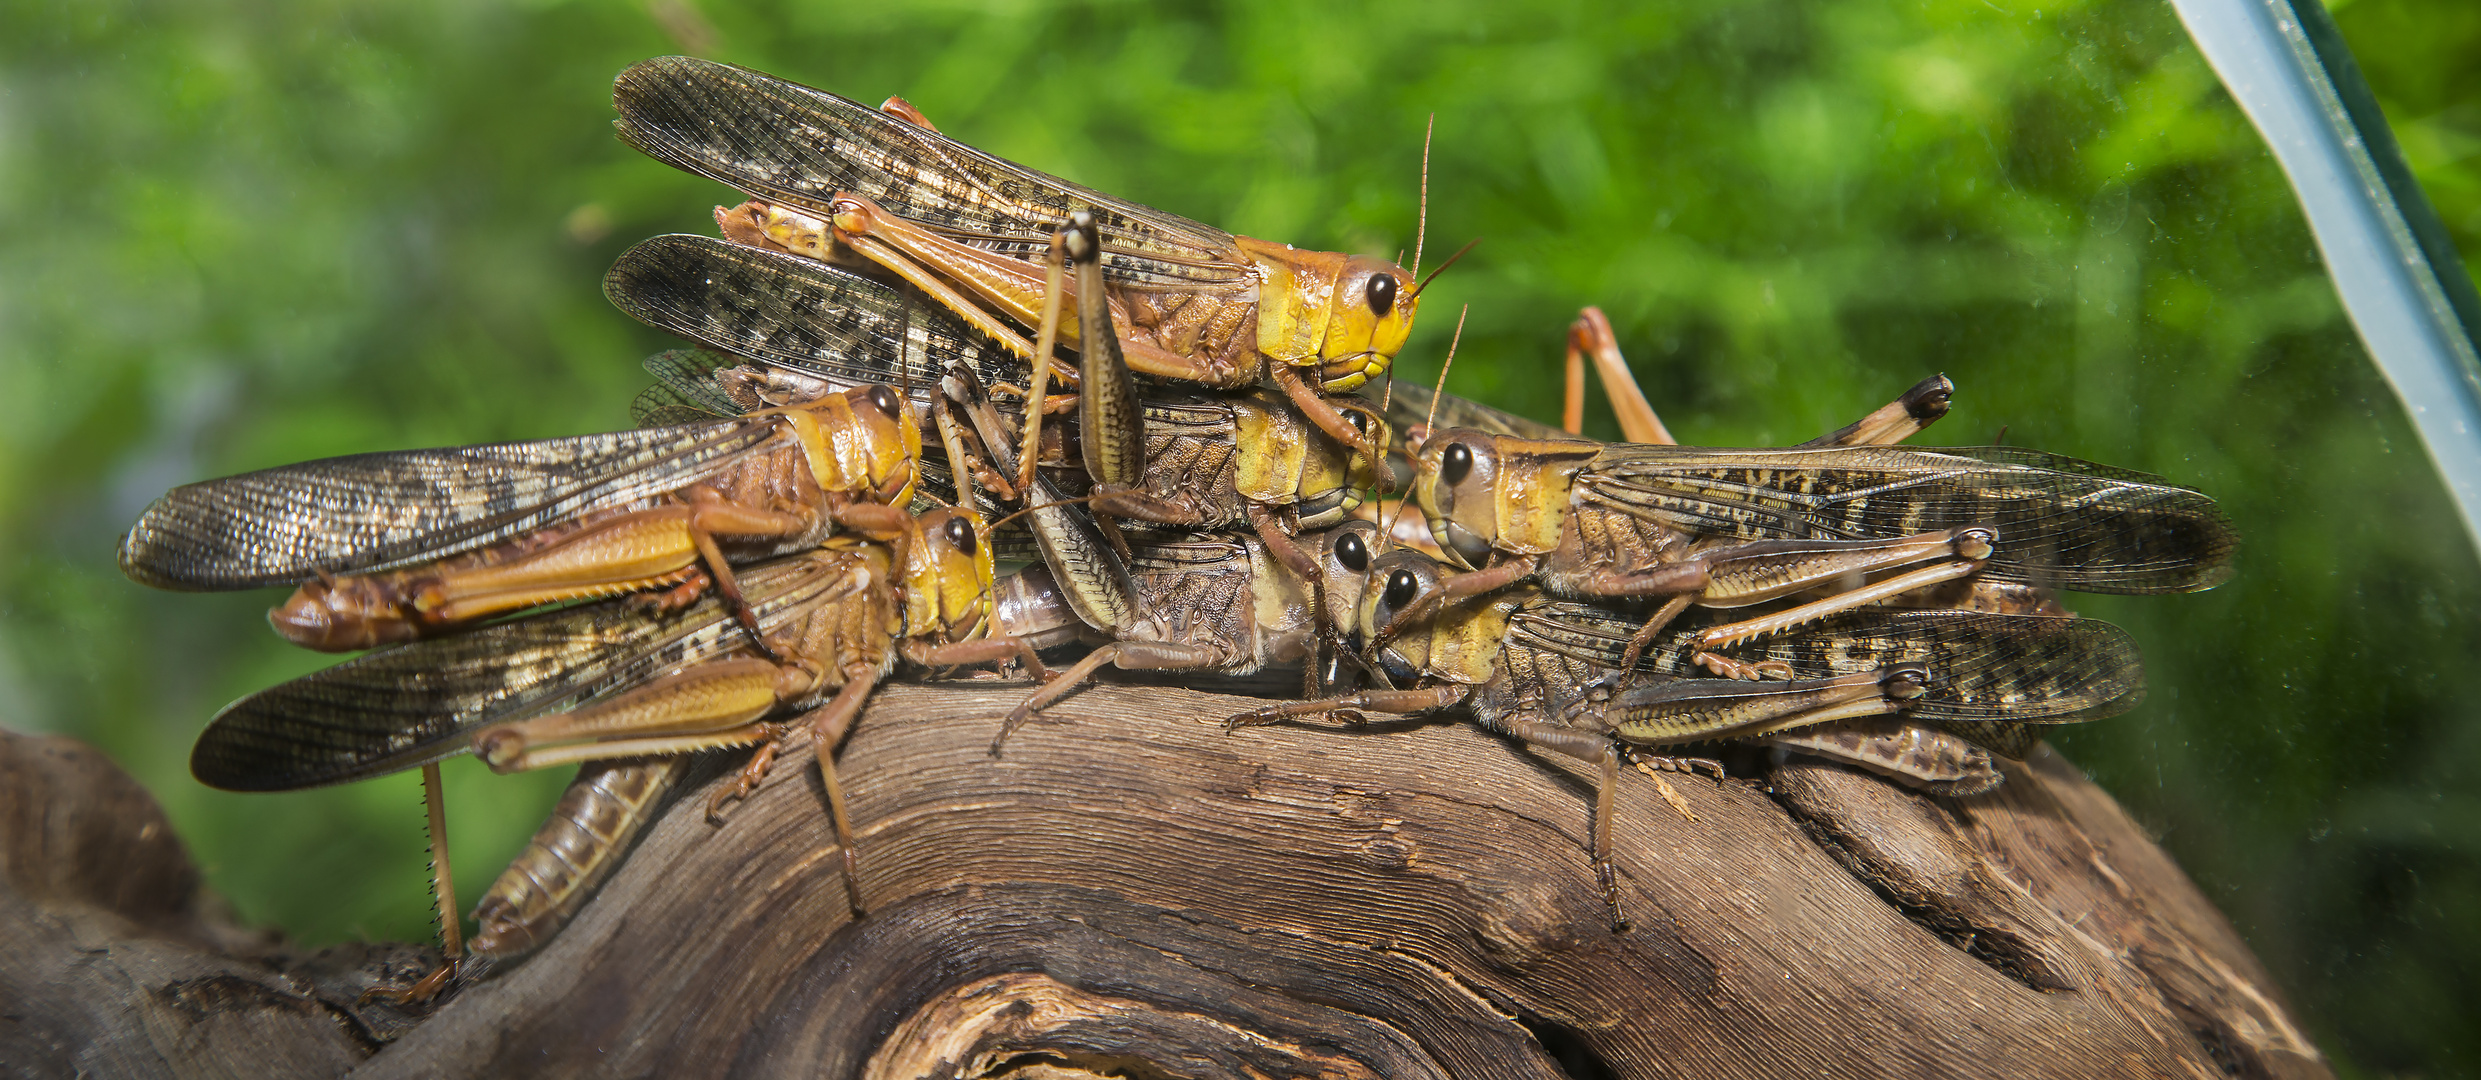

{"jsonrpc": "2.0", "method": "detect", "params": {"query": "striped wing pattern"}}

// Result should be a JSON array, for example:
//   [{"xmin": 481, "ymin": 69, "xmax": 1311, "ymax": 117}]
[
  {"xmin": 120, "ymin": 418, "xmax": 780, "ymax": 591},
  {"xmin": 191, "ymin": 552, "xmax": 867, "ymax": 791},
  {"xmin": 1578, "ymin": 444, "xmax": 2237, "ymax": 594},
  {"xmin": 607, "ymin": 234, "xmax": 1022, "ymax": 403},
  {"xmin": 1510, "ymin": 603, "xmax": 2147, "ymax": 724},
  {"xmin": 612, "ymin": 56, "xmax": 1250, "ymax": 293}
]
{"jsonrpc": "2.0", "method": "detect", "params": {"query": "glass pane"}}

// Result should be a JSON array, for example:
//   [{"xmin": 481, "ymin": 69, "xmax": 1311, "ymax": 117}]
[{"xmin": 2, "ymin": 0, "xmax": 2473, "ymax": 1069}]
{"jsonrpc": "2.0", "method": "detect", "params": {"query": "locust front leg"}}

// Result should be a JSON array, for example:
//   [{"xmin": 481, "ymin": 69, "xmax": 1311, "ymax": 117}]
[
  {"xmin": 1268, "ymin": 363, "xmax": 1388, "ymax": 485},
  {"xmin": 989, "ymin": 639, "xmax": 1229, "ymax": 757}
]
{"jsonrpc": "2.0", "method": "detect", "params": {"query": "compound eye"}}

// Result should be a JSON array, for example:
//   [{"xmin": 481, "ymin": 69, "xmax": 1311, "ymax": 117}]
[
  {"xmin": 1335, "ymin": 531, "xmax": 1370, "ymax": 573},
  {"xmin": 1440, "ymin": 441, "xmax": 1473, "ymax": 486},
  {"xmin": 1366, "ymin": 273, "xmax": 1398, "ymax": 319},
  {"xmin": 1383, "ymin": 568, "xmax": 1419, "ymax": 611},
  {"xmin": 942, "ymin": 515, "xmax": 978, "ymax": 557},
  {"xmin": 864, "ymin": 385, "xmax": 903, "ymax": 418}
]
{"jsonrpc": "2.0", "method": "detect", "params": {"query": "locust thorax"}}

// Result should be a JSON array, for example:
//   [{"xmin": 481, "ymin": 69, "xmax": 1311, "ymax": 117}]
[
  {"xmin": 901, "ymin": 507, "xmax": 995, "ymax": 642},
  {"xmin": 716, "ymin": 200, "xmax": 843, "ymax": 264},
  {"xmin": 1232, "ymin": 393, "xmax": 1390, "ymax": 527},
  {"xmin": 1237, "ymin": 239, "xmax": 1416, "ymax": 392},
  {"xmin": 765, "ymin": 384, "xmax": 923, "ymax": 507}
]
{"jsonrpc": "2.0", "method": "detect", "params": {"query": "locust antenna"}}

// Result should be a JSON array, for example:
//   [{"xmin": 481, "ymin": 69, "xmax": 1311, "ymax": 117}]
[
  {"xmin": 1410, "ymin": 113, "xmax": 1434, "ymax": 279},
  {"xmin": 982, "ymin": 494, "xmax": 1100, "ymax": 535},
  {"xmin": 1409, "ymin": 238, "xmax": 1477, "ymax": 301},
  {"xmin": 1384, "ymin": 303, "xmax": 1465, "ymax": 550}
]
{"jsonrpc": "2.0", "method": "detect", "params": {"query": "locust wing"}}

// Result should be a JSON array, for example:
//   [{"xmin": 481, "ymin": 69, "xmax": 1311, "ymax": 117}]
[
  {"xmin": 612, "ymin": 56, "xmax": 1251, "ymax": 295},
  {"xmin": 633, "ymin": 348, "xmax": 749, "ymax": 426},
  {"xmin": 607, "ymin": 234, "xmax": 1022, "ymax": 407},
  {"xmin": 1386, "ymin": 382, "xmax": 1567, "ymax": 441},
  {"xmin": 1511, "ymin": 603, "xmax": 2147, "ymax": 724},
  {"xmin": 1577, "ymin": 444, "xmax": 2236, "ymax": 594},
  {"xmin": 192, "ymin": 552, "xmax": 864, "ymax": 790},
  {"xmin": 120, "ymin": 415, "xmax": 780, "ymax": 591}
]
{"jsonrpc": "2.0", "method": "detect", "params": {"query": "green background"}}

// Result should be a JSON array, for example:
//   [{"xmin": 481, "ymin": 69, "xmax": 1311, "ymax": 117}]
[{"xmin": 5, "ymin": 0, "xmax": 2478, "ymax": 1072}]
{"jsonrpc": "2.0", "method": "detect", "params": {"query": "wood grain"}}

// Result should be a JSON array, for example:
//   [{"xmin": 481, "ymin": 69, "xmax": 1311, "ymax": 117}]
[{"xmin": 1, "ymin": 683, "xmax": 2329, "ymax": 1079}]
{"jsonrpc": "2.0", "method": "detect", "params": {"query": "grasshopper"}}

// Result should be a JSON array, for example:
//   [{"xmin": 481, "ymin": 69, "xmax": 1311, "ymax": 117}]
[
  {"xmin": 195, "ymin": 507, "xmax": 1019, "ymax": 946},
  {"xmin": 120, "ymin": 383, "xmax": 923, "ymax": 652},
  {"xmin": 1236, "ymin": 545, "xmax": 2144, "ymax": 924},
  {"xmin": 1402, "ymin": 419, "xmax": 2233, "ymax": 679},
  {"xmin": 611, "ymin": 56, "xmax": 1446, "ymax": 477},
  {"xmin": 604, "ymin": 233, "xmax": 1389, "ymax": 554}
]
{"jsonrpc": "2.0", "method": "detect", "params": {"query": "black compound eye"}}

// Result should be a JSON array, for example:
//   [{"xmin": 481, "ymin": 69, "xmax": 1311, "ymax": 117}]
[
  {"xmin": 1383, "ymin": 569, "xmax": 1419, "ymax": 611},
  {"xmin": 1335, "ymin": 531, "xmax": 1370, "ymax": 573},
  {"xmin": 864, "ymin": 385, "xmax": 903, "ymax": 418},
  {"xmin": 942, "ymin": 515, "xmax": 978, "ymax": 556},
  {"xmin": 1440, "ymin": 442, "xmax": 1473, "ymax": 486},
  {"xmin": 1366, "ymin": 273, "xmax": 1398, "ymax": 318}
]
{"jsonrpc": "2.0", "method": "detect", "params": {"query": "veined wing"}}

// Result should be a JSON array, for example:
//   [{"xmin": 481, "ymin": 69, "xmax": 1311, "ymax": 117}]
[
  {"xmin": 1511, "ymin": 603, "xmax": 2146, "ymax": 724},
  {"xmin": 608, "ymin": 234, "xmax": 1024, "ymax": 403},
  {"xmin": 1577, "ymin": 444, "xmax": 2236, "ymax": 593},
  {"xmin": 121, "ymin": 416, "xmax": 781, "ymax": 591},
  {"xmin": 633, "ymin": 348, "xmax": 750, "ymax": 426},
  {"xmin": 191, "ymin": 551, "xmax": 867, "ymax": 791},
  {"xmin": 612, "ymin": 56, "xmax": 1250, "ymax": 293},
  {"xmin": 1386, "ymin": 382, "xmax": 1566, "ymax": 441}
]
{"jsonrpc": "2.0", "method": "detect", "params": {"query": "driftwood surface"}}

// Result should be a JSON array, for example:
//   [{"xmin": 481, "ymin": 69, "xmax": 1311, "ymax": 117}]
[{"xmin": 2, "ymin": 683, "xmax": 2330, "ymax": 1079}]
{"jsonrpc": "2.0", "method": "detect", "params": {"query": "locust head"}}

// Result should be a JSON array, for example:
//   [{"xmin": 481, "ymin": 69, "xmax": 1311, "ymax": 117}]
[
  {"xmin": 1356, "ymin": 548, "xmax": 1455, "ymax": 684},
  {"xmin": 902, "ymin": 507, "xmax": 996, "ymax": 643},
  {"xmin": 1412, "ymin": 429, "xmax": 1505, "ymax": 569},
  {"xmin": 1239, "ymin": 242, "xmax": 1417, "ymax": 392},
  {"xmin": 1306, "ymin": 518, "xmax": 1383, "ymax": 634}
]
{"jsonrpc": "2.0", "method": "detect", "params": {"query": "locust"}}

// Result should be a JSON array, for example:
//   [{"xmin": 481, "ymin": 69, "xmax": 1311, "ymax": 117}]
[
  {"xmin": 1236, "ymin": 545, "xmax": 2145, "ymax": 925},
  {"xmin": 610, "ymin": 55, "xmax": 1447, "ymax": 481},
  {"xmin": 195, "ymin": 507, "xmax": 1019, "ymax": 953},
  {"xmin": 119, "ymin": 383, "xmax": 923, "ymax": 652},
  {"xmin": 604, "ymin": 232, "xmax": 1389, "ymax": 555},
  {"xmin": 1401, "ymin": 419, "xmax": 2233, "ymax": 680}
]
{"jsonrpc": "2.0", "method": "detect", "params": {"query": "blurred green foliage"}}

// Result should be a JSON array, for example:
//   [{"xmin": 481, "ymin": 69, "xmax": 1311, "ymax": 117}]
[{"xmin": 2, "ymin": 0, "xmax": 2476, "ymax": 1072}]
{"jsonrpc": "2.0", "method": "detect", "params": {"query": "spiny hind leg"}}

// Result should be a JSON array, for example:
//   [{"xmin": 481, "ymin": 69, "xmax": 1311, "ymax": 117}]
[{"xmin": 362, "ymin": 763, "xmax": 464, "ymax": 1006}]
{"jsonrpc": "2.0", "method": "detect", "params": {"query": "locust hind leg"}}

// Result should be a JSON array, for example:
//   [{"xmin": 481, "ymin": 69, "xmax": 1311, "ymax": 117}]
[
  {"xmin": 1797, "ymin": 373, "xmax": 1955, "ymax": 449},
  {"xmin": 361, "ymin": 762, "xmax": 465, "ymax": 1006},
  {"xmin": 1566, "ymin": 529, "xmax": 1997, "ymax": 670},
  {"xmin": 1062, "ymin": 211, "xmax": 1147, "ymax": 562},
  {"xmin": 1562, "ymin": 307, "xmax": 1674, "ymax": 445}
]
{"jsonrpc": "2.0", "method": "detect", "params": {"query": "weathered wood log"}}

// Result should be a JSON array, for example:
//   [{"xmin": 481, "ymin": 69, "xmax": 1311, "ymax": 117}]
[{"xmin": 2, "ymin": 684, "xmax": 2329, "ymax": 1078}]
